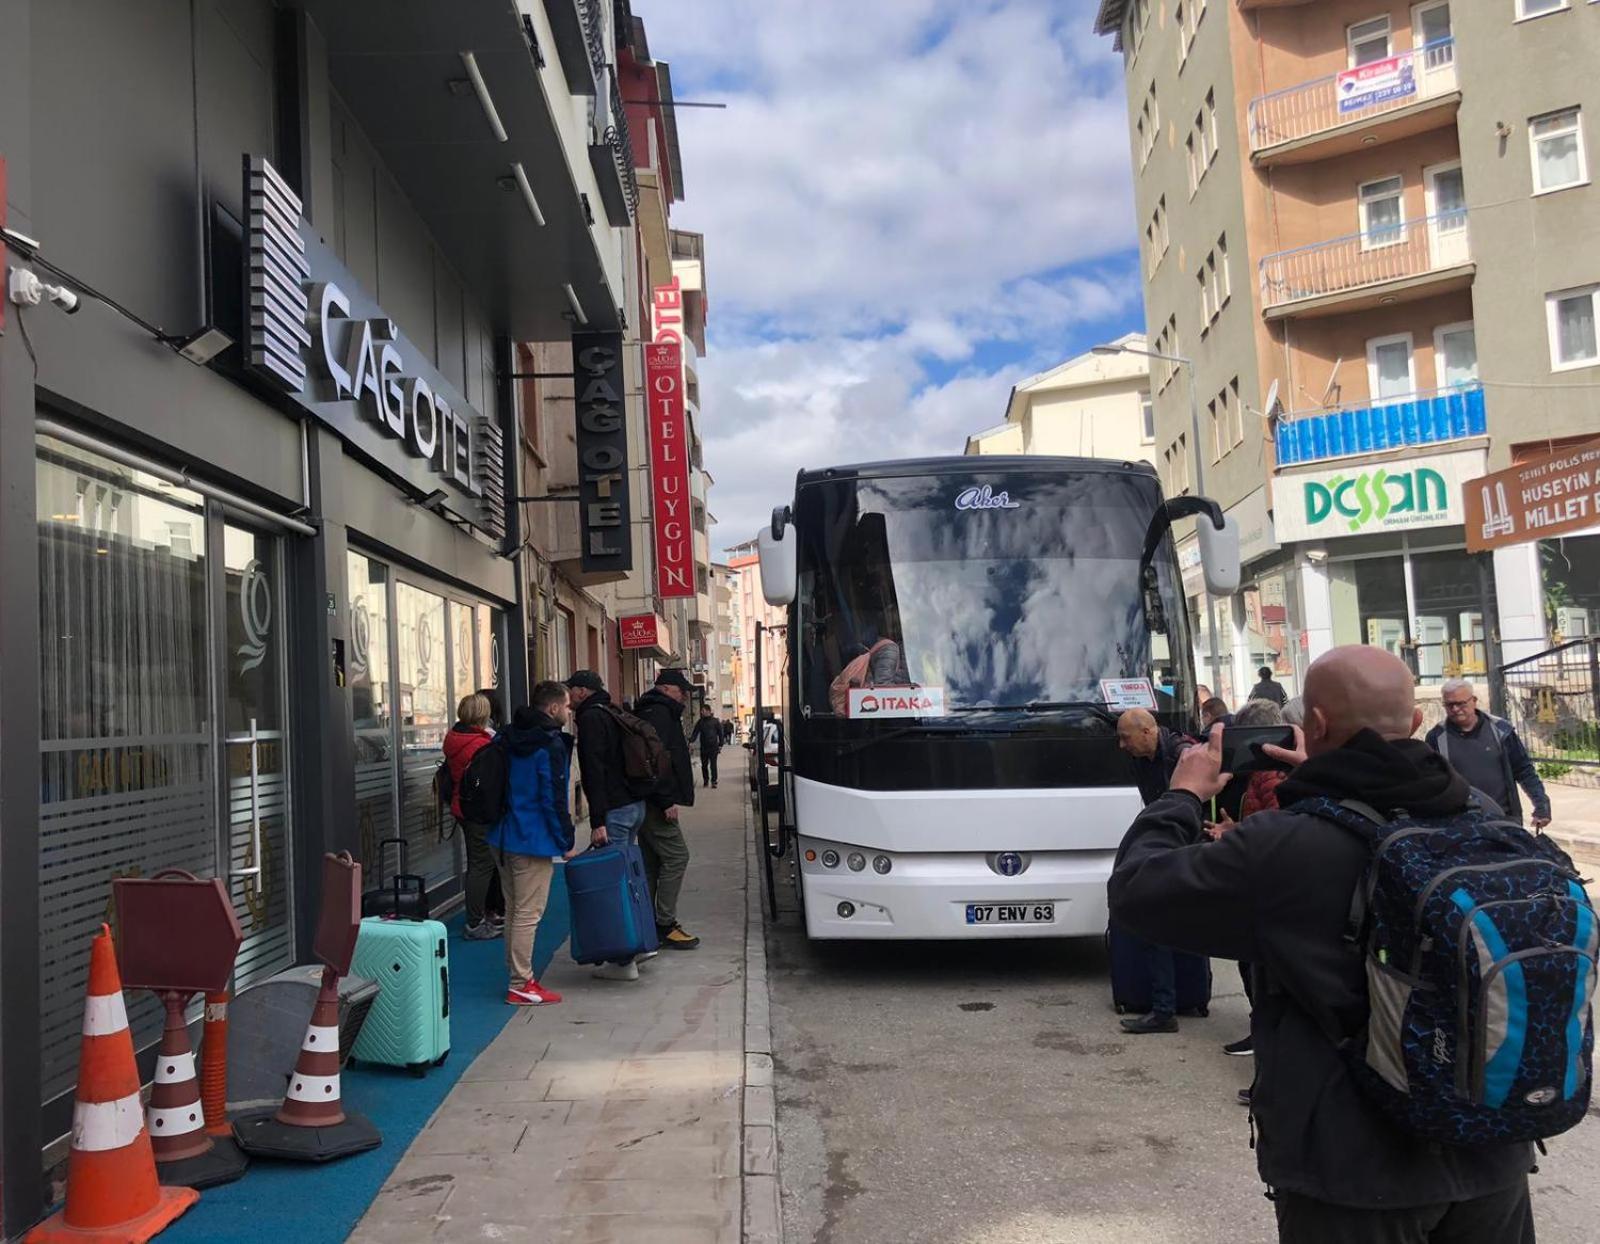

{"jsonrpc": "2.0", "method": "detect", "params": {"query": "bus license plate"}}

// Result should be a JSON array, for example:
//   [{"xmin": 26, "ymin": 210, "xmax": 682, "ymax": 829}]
[{"xmin": 966, "ymin": 903, "xmax": 1054, "ymax": 925}]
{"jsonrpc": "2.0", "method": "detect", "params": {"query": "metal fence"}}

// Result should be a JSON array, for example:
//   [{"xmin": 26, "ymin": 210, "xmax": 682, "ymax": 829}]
[
  {"xmin": 1260, "ymin": 210, "xmax": 1472, "ymax": 312},
  {"xmin": 1499, "ymin": 638, "xmax": 1600, "ymax": 775}
]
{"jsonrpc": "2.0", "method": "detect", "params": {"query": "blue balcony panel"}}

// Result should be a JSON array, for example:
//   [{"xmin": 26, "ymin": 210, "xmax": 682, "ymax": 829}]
[{"xmin": 1275, "ymin": 385, "xmax": 1485, "ymax": 468}]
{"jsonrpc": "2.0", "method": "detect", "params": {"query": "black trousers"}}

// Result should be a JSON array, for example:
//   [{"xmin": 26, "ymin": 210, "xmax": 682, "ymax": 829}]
[
  {"xmin": 1274, "ymin": 1178, "xmax": 1534, "ymax": 1244},
  {"xmin": 700, "ymin": 749, "xmax": 718, "ymax": 786}
]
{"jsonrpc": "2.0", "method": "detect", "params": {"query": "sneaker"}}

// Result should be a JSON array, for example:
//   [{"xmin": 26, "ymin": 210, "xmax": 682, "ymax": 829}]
[
  {"xmin": 464, "ymin": 920, "xmax": 501, "ymax": 941},
  {"xmin": 636, "ymin": 949, "xmax": 660, "ymax": 965},
  {"xmin": 1222, "ymin": 1036, "xmax": 1254, "ymax": 1057},
  {"xmin": 659, "ymin": 925, "xmax": 701, "ymax": 950},
  {"xmin": 1118, "ymin": 1012, "xmax": 1179, "ymax": 1035},
  {"xmin": 593, "ymin": 961, "xmax": 640, "ymax": 982},
  {"xmin": 506, "ymin": 978, "xmax": 562, "ymax": 1006}
]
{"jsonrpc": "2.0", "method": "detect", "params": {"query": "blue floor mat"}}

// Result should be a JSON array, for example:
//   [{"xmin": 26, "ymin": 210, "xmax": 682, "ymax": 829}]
[{"xmin": 162, "ymin": 866, "xmax": 571, "ymax": 1244}]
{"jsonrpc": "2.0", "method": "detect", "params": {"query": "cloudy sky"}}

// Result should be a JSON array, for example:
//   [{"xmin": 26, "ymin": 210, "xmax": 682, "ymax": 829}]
[{"xmin": 635, "ymin": 0, "xmax": 1145, "ymax": 547}]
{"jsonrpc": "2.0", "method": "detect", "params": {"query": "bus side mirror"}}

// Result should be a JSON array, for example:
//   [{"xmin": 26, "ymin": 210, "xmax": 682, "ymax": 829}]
[
  {"xmin": 758, "ymin": 509, "xmax": 797, "ymax": 606},
  {"xmin": 1199, "ymin": 514, "xmax": 1241, "ymax": 595}
]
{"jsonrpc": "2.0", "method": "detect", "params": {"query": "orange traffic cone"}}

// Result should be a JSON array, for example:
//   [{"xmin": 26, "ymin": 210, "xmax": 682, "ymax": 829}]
[
  {"xmin": 26, "ymin": 926, "xmax": 197, "ymax": 1243},
  {"xmin": 233, "ymin": 966, "xmax": 379, "ymax": 1161},
  {"xmin": 199, "ymin": 991, "xmax": 231, "ymax": 1139}
]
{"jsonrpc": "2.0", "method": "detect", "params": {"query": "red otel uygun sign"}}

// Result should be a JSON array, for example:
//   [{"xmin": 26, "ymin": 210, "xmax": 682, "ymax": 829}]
[{"xmin": 645, "ymin": 341, "xmax": 695, "ymax": 598}]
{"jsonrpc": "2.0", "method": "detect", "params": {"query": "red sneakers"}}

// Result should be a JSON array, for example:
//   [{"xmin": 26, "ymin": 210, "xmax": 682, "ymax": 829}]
[{"xmin": 506, "ymin": 978, "xmax": 563, "ymax": 1006}]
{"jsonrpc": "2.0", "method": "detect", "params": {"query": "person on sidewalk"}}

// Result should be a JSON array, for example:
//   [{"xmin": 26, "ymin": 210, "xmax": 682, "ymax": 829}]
[
  {"xmin": 1425, "ymin": 678, "xmax": 1551, "ymax": 829},
  {"xmin": 444, "ymin": 692, "xmax": 502, "ymax": 941},
  {"xmin": 488, "ymin": 682, "xmax": 575, "ymax": 1007},
  {"xmin": 1248, "ymin": 665, "xmax": 1288, "ymax": 707},
  {"xmin": 690, "ymin": 704, "xmax": 723, "ymax": 789},
  {"xmin": 565, "ymin": 670, "xmax": 651, "ymax": 981},
  {"xmin": 634, "ymin": 669, "xmax": 701, "ymax": 950},
  {"xmin": 1113, "ymin": 708, "xmax": 1195, "ymax": 1035},
  {"xmin": 1110, "ymin": 647, "xmax": 1537, "ymax": 1243}
]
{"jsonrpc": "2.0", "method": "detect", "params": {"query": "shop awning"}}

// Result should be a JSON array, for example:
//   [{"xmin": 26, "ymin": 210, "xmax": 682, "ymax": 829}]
[{"xmin": 292, "ymin": 0, "xmax": 622, "ymax": 339}]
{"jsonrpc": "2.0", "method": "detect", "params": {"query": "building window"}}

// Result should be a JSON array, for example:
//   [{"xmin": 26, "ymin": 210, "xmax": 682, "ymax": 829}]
[
  {"xmin": 1348, "ymin": 15, "xmax": 1392, "ymax": 67},
  {"xmin": 1530, "ymin": 108, "xmax": 1588, "ymax": 194},
  {"xmin": 1146, "ymin": 196, "xmax": 1169, "ymax": 273},
  {"xmin": 1140, "ymin": 393, "xmax": 1155, "ymax": 443},
  {"xmin": 1368, "ymin": 334, "xmax": 1416, "ymax": 399},
  {"xmin": 1516, "ymin": 0, "xmax": 1568, "ymax": 19},
  {"xmin": 1206, "ymin": 89, "xmax": 1219, "ymax": 160},
  {"xmin": 1434, "ymin": 322, "xmax": 1478, "ymax": 388},
  {"xmin": 1547, "ymin": 285, "xmax": 1600, "ymax": 370},
  {"xmin": 1359, "ymin": 175, "xmax": 1406, "ymax": 248},
  {"xmin": 1137, "ymin": 84, "xmax": 1160, "ymax": 168},
  {"xmin": 1164, "ymin": 434, "xmax": 1191, "ymax": 495},
  {"xmin": 1179, "ymin": 0, "xmax": 1206, "ymax": 61},
  {"xmin": 1228, "ymin": 377, "xmax": 1243, "ymax": 448},
  {"xmin": 1217, "ymin": 234, "xmax": 1231, "ymax": 306}
]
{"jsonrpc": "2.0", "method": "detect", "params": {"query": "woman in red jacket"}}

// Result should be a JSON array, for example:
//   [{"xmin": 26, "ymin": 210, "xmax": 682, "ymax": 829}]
[{"xmin": 444, "ymin": 692, "xmax": 500, "ymax": 940}]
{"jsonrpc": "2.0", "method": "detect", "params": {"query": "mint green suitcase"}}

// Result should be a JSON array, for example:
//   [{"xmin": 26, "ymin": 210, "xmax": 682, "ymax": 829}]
[{"xmin": 349, "ymin": 916, "xmax": 451, "ymax": 1075}]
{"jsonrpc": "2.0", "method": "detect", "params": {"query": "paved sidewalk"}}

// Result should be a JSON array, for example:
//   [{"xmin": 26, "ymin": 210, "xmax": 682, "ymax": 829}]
[{"xmin": 350, "ymin": 782, "xmax": 755, "ymax": 1243}]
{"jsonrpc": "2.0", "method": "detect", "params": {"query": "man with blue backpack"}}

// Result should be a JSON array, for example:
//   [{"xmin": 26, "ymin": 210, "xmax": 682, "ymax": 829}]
[{"xmin": 1109, "ymin": 645, "xmax": 1594, "ymax": 1243}]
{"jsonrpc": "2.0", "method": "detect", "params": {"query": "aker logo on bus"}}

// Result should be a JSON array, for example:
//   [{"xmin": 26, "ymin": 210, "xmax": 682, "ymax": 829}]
[
  {"xmin": 847, "ymin": 687, "xmax": 946, "ymax": 719},
  {"xmin": 954, "ymin": 485, "xmax": 1020, "ymax": 512}
]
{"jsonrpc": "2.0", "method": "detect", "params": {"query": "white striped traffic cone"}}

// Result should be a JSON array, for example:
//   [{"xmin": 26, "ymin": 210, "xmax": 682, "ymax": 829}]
[
  {"xmin": 26, "ymin": 926, "xmax": 197, "ymax": 1243},
  {"xmin": 143, "ymin": 992, "xmax": 247, "ymax": 1189}
]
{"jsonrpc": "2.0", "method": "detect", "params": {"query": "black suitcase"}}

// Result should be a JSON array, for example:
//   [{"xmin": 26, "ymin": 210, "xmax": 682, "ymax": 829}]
[
  {"xmin": 1106, "ymin": 922, "xmax": 1211, "ymax": 1017},
  {"xmin": 362, "ymin": 837, "xmax": 431, "ymax": 920}
]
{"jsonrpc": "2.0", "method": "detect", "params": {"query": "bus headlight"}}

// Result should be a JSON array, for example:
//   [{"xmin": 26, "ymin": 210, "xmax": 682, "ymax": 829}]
[
  {"xmin": 847, "ymin": 852, "xmax": 866, "ymax": 872},
  {"xmin": 872, "ymin": 855, "xmax": 892, "ymax": 874},
  {"xmin": 821, "ymin": 849, "xmax": 840, "ymax": 868}
]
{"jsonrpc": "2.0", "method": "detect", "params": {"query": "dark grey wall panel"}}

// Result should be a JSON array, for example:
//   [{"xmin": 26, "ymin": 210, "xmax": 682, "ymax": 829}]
[
  {"xmin": 434, "ymin": 255, "xmax": 466, "ymax": 391},
  {"xmin": 329, "ymin": 95, "xmax": 378, "ymax": 292},
  {"xmin": 32, "ymin": 0, "xmax": 202, "ymax": 332},
  {"xmin": 198, "ymin": 0, "xmax": 276, "ymax": 226},
  {"xmin": 302, "ymin": 17, "xmax": 336, "ymax": 237},
  {"xmin": 374, "ymin": 169, "xmax": 436, "ymax": 361}
]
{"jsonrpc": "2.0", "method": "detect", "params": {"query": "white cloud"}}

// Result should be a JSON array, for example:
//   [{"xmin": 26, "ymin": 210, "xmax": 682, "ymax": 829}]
[{"xmin": 634, "ymin": 0, "xmax": 1145, "ymax": 545}]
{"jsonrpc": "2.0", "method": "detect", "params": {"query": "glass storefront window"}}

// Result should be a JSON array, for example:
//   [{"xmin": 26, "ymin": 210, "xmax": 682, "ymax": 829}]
[
  {"xmin": 348, "ymin": 553, "xmax": 395, "ymax": 871},
  {"xmin": 396, "ymin": 582, "xmax": 452, "ymax": 886},
  {"xmin": 1330, "ymin": 557, "xmax": 1408, "ymax": 656},
  {"xmin": 449, "ymin": 600, "xmax": 476, "ymax": 707},
  {"xmin": 1242, "ymin": 566, "xmax": 1300, "ymax": 697},
  {"xmin": 1542, "ymin": 535, "xmax": 1600, "ymax": 641},
  {"xmin": 1410, "ymin": 548, "xmax": 1488, "ymax": 682}
]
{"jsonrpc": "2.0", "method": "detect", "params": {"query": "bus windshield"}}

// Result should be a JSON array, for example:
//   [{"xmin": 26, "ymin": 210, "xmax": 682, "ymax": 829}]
[{"xmin": 793, "ymin": 469, "xmax": 1192, "ymax": 719}]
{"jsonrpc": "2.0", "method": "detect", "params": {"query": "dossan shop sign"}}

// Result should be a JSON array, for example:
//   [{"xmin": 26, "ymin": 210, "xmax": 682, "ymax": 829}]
[{"xmin": 1274, "ymin": 450, "xmax": 1484, "ymax": 542}]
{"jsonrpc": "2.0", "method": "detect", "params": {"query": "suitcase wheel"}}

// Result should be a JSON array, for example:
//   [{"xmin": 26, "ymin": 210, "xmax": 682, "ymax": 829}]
[
  {"xmin": 408, "ymin": 1063, "xmax": 428, "ymax": 1079},
  {"xmin": 433, "ymin": 1050, "xmax": 449, "ymax": 1068}
]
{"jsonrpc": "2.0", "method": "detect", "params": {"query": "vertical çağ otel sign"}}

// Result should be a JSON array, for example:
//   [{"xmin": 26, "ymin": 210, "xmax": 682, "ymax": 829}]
[
  {"xmin": 572, "ymin": 331, "xmax": 633, "ymax": 575},
  {"xmin": 645, "ymin": 342, "xmax": 695, "ymax": 598}
]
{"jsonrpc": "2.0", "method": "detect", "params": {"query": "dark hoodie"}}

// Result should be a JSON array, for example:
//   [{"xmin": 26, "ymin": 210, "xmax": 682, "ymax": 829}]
[
  {"xmin": 573, "ymin": 689, "xmax": 637, "ymax": 831},
  {"xmin": 634, "ymin": 687, "xmax": 695, "ymax": 810},
  {"xmin": 488, "ymin": 709, "xmax": 574, "ymax": 859},
  {"xmin": 1109, "ymin": 729, "xmax": 1533, "ymax": 1208}
]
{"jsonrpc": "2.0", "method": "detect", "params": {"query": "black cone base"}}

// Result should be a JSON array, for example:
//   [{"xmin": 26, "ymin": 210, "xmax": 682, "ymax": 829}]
[
  {"xmin": 232, "ymin": 1109, "xmax": 382, "ymax": 1161},
  {"xmin": 156, "ymin": 1133, "xmax": 250, "ymax": 1188}
]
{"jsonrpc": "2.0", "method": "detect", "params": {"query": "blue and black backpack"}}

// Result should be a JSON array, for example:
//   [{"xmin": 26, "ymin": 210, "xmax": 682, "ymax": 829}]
[{"xmin": 1296, "ymin": 796, "xmax": 1597, "ymax": 1147}]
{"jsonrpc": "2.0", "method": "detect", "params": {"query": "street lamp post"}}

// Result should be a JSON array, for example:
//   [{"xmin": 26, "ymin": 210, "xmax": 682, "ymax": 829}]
[{"xmin": 1092, "ymin": 341, "xmax": 1227, "ymax": 702}]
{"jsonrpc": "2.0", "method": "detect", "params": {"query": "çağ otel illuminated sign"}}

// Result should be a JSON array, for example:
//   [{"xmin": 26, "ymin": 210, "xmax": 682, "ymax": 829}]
[{"xmin": 572, "ymin": 331, "xmax": 633, "ymax": 574}]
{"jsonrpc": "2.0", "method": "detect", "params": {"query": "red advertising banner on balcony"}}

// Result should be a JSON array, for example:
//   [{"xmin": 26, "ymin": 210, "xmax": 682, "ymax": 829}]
[{"xmin": 645, "ymin": 341, "xmax": 695, "ymax": 598}]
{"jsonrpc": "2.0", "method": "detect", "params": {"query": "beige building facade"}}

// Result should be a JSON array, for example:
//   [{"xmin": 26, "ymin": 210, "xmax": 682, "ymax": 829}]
[
  {"xmin": 1097, "ymin": 0, "xmax": 1600, "ymax": 707},
  {"xmin": 966, "ymin": 333, "xmax": 1157, "ymax": 465}
]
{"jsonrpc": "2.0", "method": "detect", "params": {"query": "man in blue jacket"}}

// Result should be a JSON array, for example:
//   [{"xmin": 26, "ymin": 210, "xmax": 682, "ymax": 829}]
[
  {"xmin": 489, "ymin": 681, "xmax": 577, "ymax": 1006},
  {"xmin": 1426, "ymin": 679, "xmax": 1552, "ymax": 829}
]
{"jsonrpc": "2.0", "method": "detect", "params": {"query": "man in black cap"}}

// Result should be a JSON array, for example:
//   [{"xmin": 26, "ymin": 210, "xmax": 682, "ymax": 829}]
[
  {"xmin": 565, "ymin": 669, "xmax": 650, "ymax": 981},
  {"xmin": 633, "ymin": 669, "xmax": 700, "ymax": 949}
]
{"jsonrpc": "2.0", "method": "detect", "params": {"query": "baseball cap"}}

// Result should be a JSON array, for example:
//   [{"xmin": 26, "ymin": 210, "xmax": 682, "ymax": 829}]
[
  {"xmin": 654, "ymin": 668, "xmax": 693, "ymax": 692},
  {"xmin": 565, "ymin": 670, "xmax": 604, "ymax": 692}
]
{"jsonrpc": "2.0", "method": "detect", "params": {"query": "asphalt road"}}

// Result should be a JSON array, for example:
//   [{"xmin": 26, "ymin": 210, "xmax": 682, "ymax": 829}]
[{"xmin": 759, "ymin": 845, "xmax": 1600, "ymax": 1244}]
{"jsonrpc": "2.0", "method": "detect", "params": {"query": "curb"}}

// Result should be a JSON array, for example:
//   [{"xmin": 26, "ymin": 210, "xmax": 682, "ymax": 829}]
[{"xmin": 743, "ymin": 806, "xmax": 783, "ymax": 1244}]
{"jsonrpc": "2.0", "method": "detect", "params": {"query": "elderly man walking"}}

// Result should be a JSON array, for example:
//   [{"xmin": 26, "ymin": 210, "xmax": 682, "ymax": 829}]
[{"xmin": 1425, "ymin": 678, "xmax": 1551, "ymax": 829}]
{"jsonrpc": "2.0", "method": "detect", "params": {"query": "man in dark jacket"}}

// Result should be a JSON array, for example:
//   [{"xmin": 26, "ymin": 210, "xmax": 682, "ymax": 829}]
[
  {"xmin": 689, "ymin": 704, "xmax": 723, "ymax": 788},
  {"xmin": 488, "ymin": 683, "xmax": 574, "ymax": 1006},
  {"xmin": 1109, "ymin": 646, "xmax": 1535, "ymax": 1243},
  {"xmin": 1249, "ymin": 666, "xmax": 1288, "ymax": 706},
  {"xmin": 565, "ymin": 670, "xmax": 649, "ymax": 981},
  {"xmin": 1426, "ymin": 679, "xmax": 1551, "ymax": 829},
  {"xmin": 634, "ymin": 669, "xmax": 700, "ymax": 949}
]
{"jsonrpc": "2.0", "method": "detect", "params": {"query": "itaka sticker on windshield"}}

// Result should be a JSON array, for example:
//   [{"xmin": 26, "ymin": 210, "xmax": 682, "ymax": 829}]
[
  {"xmin": 1099, "ymin": 678, "xmax": 1157, "ymax": 711},
  {"xmin": 847, "ymin": 688, "xmax": 946, "ymax": 719}
]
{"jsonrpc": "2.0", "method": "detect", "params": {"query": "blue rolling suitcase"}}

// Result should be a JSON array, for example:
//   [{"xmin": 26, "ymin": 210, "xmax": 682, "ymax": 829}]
[
  {"xmin": 350, "ymin": 914, "xmax": 451, "ymax": 1075},
  {"xmin": 1106, "ymin": 923, "xmax": 1212, "ymax": 1017},
  {"xmin": 567, "ymin": 843, "xmax": 659, "ymax": 965}
]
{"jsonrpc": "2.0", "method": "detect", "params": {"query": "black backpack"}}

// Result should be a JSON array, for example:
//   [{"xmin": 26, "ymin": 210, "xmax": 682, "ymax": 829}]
[
  {"xmin": 457, "ymin": 741, "xmax": 508, "ymax": 826},
  {"xmin": 432, "ymin": 758, "xmax": 454, "ymax": 808},
  {"xmin": 602, "ymin": 704, "xmax": 674, "ymax": 798}
]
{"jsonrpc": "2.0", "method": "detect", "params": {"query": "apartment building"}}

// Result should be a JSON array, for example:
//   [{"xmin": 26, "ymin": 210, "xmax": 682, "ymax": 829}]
[
  {"xmin": 712, "ymin": 562, "xmax": 740, "ymax": 720},
  {"xmin": 727, "ymin": 540, "xmax": 787, "ymax": 730},
  {"xmin": 965, "ymin": 333, "xmax": 1156, "ymax": 463},
  {"xmin": 1096, "ymin": 0, "xmax": 1600, "ymax": 706}
]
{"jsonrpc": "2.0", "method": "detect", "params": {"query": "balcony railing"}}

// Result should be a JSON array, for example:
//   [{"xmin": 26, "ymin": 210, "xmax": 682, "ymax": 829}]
[
  {"xmin": 1259, "ymin": 209, "xmax": 1472, "ymax": 313},
  {"xmin": 1274, "ymin": 384, "xmax": 1486, "ymax": 468},
  {"xmin": 1248, "ymin": 39, "xmax": 1458, "ymax": 156}
]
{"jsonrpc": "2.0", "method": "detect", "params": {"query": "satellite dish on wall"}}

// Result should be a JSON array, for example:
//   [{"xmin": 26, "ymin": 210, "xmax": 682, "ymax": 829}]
[{"xmin": 1264, "ymin": 379, "xmax": 1281, "ymax": 419}]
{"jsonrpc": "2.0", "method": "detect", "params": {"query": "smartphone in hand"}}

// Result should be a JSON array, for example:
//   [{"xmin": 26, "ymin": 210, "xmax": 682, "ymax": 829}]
[{"xmin": 1219, "ymin": 725, "xmax": 1298, "ymax": 774}]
